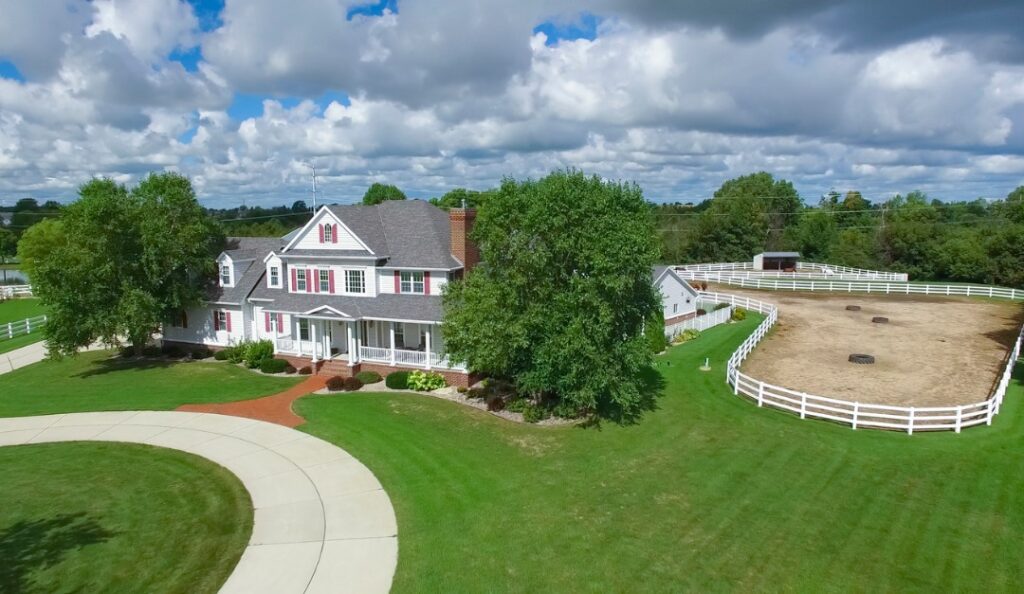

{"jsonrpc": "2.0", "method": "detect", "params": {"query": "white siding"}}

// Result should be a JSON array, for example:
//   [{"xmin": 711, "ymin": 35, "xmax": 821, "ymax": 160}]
[
  {"xmin": 265, "ymin": 255, "xmax": 283, "ymax": 289},
  {"xmin": 658, "ymin": 273, "xmax": 698, "ymax": 320},
  {"xmin": 162, "ymin": 305, "xmax": 244, "ymax": 346},
  {"xmin": 377, "ymin": 270, "xmax": 448, "ymax": 295},
  {"xmin": 251, "ymin": 306, "xmax": 292, "ymax": 341},
  {"xmin": 290, "ymin": 210, "xmax": 367, "ymax": 251},
  {"xmin": 284, "ymin": 261, "xmax": 378, "ymax": 297}
]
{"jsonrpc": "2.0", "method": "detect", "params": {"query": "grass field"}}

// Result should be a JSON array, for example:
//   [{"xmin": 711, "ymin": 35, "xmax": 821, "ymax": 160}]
[
  {"xmin": 297, "ymin": 315, "xmax": 1024, "ymax": 592},
  {"xmin": 0, "ymin": 298, "xmax": 46, "ymax": 354},
  {"xmin": 0, "ymin": 442, "xmax": 251, "ymax": 593},
  {"xmin": 0, "ymin": 350, "xmax": 300, "ymax": 417}
]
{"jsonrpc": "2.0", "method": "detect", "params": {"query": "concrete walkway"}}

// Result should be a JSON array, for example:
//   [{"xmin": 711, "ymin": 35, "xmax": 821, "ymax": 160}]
[
  {"xmin": 0, "ymin": 340, "xmax": 105, "ymax": 375},
  {"xmin": 0, "ymin": 411, "xmax": 398, "ymax": 593}
]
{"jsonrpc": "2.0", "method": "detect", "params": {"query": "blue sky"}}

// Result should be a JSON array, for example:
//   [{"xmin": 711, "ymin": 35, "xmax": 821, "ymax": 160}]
[{"xmin": 0, "ymin": 0, "xmax": 1022, "ymax": 207}]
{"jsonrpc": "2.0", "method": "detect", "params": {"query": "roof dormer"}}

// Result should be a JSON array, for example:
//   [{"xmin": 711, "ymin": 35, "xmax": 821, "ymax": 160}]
[
  {"xmin": 282, "ymin": 206, "xmax": 374, "ymax": 253},
  {"xmin": 217, "ymin": 254, "xmax": 234, "ymax": 287}
]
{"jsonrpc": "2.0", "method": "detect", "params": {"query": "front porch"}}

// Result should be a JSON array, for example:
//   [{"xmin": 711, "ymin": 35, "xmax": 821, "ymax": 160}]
[{"xmin": 271, "ymin": 314, "xmax": 466, "ymax": 372}]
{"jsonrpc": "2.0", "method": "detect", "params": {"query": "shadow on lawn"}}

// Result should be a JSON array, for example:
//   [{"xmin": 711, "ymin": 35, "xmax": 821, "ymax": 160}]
[
  {"xmin": 73, "ymin": 355, "xmax": 177, "ymax": 379},
  {"xmin": 0, "ymin": 512, "xmax": 116, "ymax": 592},
  {"xmin": 587, "ymin": 364, "xmax": 666, "ymax": 428}
]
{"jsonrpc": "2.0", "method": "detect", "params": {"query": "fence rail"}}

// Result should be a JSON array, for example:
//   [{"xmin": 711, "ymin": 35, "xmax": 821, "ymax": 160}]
[
  {"xmin": 683, "ymin": 274, "xmax": 1023, "ymax": 301},
  {"xmin": 0, "ymin": 285, "xmax": 33, "ymax": 299},
  {"xmin": 698, "ymin": 290, "xmax": 1024, "ymax": 434},
  {"xmin": 676, "ymin": 263, "xmax": 908, "ymax": 282},
  {"xmin": 665, "ymin": 306, "xmax": 732, "ymax": 339},
  {"xmin": 2, "ymin": 314, "xmax": 47, "ymax": 343}
]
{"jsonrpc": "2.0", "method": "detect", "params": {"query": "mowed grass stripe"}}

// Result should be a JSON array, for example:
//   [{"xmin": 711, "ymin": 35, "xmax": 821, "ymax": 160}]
[{"xmin": 296, "ymin": 314, "xmax": 1024, "ymax": 592}]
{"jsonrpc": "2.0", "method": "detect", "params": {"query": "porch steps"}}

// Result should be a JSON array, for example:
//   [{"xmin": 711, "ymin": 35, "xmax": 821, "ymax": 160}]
[{"xmin": 317, "ymin": 360, "xmax": 354, "ymax": 378}]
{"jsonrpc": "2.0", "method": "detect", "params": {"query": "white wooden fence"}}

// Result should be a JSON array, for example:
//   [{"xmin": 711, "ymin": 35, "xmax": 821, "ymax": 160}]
[
  {"xmin": 699, "ymin": 290, "xmax": 1024, "ymax": 434},
  {"xmin": 1, "ymin": 314, "xmax": 47, "ymax": 344},
  {"xmin": 682, "ymin": 274, "xmax": 1023, "ymax": 301},
  {"xmin": 665, "ymin": 306, "xmax": 733, "ymax": 339},
  {"xmin": 677, "ymin": 262, "xmax": 908, "ymax": 282},
  {"xmin": 0, "ymin": 285, "xmax": 33, "ymax": 299}
]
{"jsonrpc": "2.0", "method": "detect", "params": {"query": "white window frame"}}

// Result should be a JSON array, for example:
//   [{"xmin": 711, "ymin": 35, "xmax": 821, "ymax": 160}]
[
  {"xmin": 345, "ymin": 269, "xmax": 365, "ymax": 294},
  {"xmin": 400, "ymin": 271, "xmax": 424, "ymax": 294},
  {"xmin": 323, "ymin": 224, "xmax": 333, "ymax": 243},
  {"xmin": 319, "ymin": 269, "xmax": 330, "ymax": 293},
  {"xmin": 269, "ymin": 266, "xmax": 280, "ymax": 288},
  {"xmin": 296, "ymin": 269, "xmax": 307, "ymax": 292},
  {"xmin": 220, "ymin": 264, "xmax": 232, "ymax": 286},
  {"xmin": 217, "ymin": 310, "xmax": 227, "ymax": 331}
]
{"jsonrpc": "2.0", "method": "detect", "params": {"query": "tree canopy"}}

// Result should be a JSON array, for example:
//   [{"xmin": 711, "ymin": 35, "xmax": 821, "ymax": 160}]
[
  {"xmin": 362, "ymin": 183, "xmax": 407, "ymax": 205},
  {"xmin": 25, "ymin": 173, "xmax": 223, "ymax": 356},
  {"xmin": 441, "ymin": 170, "xmax": 661, "ymax": 420},
  {"xmin": 429, "ymin": 187, "xmax": 493, "ymax": 210}
]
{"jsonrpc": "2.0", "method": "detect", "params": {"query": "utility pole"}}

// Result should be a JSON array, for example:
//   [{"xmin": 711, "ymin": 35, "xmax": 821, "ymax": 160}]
[{"xmin": 310, "ymin": 165, "xmax": 319, "ymax": 212}]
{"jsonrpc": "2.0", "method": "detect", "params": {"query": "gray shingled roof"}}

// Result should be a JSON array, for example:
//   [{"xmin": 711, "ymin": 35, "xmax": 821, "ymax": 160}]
[
  {"xmin": 249, "ymin": 282, "xmax": 443, "ymax": 322},
  {"xmin": 204, "ymin": 237, "xmax": 280, "ymax": 304},
  {"xmin": 323, "ymin": 200, "xmax": 461, "ymax": 269}
]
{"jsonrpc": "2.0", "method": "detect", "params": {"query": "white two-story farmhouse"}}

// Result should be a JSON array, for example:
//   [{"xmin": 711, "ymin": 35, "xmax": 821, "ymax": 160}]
[{"xmin": 163, "ymin": 201, "xmax": 479, "ymax": 386}]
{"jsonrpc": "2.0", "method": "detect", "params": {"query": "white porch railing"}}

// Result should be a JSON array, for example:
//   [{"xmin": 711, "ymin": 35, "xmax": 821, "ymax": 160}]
[
  {"xmin": 359, "ymin": 345, "xmax": 390, "ymax": 361},
  {"xmin": 358, "ymin": 345, "xmax": 466, "ymax": 371}
]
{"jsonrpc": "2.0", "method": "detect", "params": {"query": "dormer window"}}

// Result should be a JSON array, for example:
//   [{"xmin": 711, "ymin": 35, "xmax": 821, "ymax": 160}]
[
  {"xmin": 220, "ymin": 264, "xmax": 232, "ymax": 286},
  {"xmin": 269, "ymin": 266, "xmax": 280, "ymax": 288}
]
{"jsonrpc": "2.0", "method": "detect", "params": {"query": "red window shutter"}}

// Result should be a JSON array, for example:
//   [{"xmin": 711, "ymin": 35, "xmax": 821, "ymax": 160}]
[
  {"xmin": 424, "ymin": 271, "xmax": 431, "ymax": 295},
  {"xmin": 318, "ymin": 224, "xmax": 324, "ymax": 243},
  {"xmin": 328, "ymin": 270, "xmax": 335, "ymax": 293},
  {"xmin": 277, "ymin": 313, "xmax": 283, "ymax": 330},
  {"xmin": 309, "ymin": 268, "xmax": 317, "ymax": 293},
  {"xmin": 394, "ymin": 271, "xmax": 400, "ymax": 293},
  {"xmin": 291, "ymin": 267, "xmax": 297, "ymax": 291},
  {"xmin": 213, "ymin": 310, "xmax": 219, "ymax": 331},
  {"xmin": 331, "ymin": 224, "xmax": 338, "ymax": 244},
  {"xmin": 181, "ymin": 310, "xmax": 188, "ymax": 329},
  {"xmin": 264, "ymin": 311, "xmax": 271, "ymax": 332},
  {"xmin": 226, "ymin": 311, "xmax": 232, "ymax": 332}
]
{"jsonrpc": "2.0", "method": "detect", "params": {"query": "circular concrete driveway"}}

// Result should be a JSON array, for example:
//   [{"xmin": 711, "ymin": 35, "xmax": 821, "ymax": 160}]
[{"xmin": 0, "ymin": 411, "xmax": 398, "ymax": 593}]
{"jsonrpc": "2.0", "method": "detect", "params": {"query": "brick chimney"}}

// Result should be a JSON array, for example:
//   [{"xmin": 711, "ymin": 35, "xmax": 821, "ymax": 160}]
[{"xmin": 450, "ymin": 207, "xmax": 479, "ymax": 273}]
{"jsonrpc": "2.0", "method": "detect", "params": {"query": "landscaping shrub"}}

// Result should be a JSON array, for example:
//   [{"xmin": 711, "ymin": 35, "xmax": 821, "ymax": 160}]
[
  {"xmin": 190, "ymin": 347, "xmax": 212, "ymax": 360},
  {"xmin": 213, "ymin": 350, "xmax": 229, "ymax": 361},
  {"xmin": 343, "ymin": 377, "xmax": 364, "ymax": 391},
  {"xmin": 161, "ymin": 344, "xmax": 184, "ymax": 358},
  {"xmin": 467, "ymin": 387, "xmax": 486, "ymax": 400},
  {"xmin": 325, "ymin": 376, "xmax": 346, "ymax": 391},
  {"xmin": 298, "ymin": 365, "xmax": 312, "ymax": 375},
  {"xmin": 731, "ymin": 307, "xmax": 747, "ymax": 321},
  {"xmin": 714, "ymin": 302, "xmax": 731, "ymax": 311},
  {"xmin": 142, "ymin": 345, "xmax": 162, "ymax": 357},
  {"xmin": 486, "ymin": 394, "xmax": 506, "ymax": 411},
  {"xmin": 456, "ymin": 386, "xmax": 468, "ymax": 394},
  {"xmin": 259, "ymin": 358, "xmax": 289, "ymax": 374},
  {"xmin": 355, "ymin": 370, "xmax": 382, "ymax": 384},
  {"xmin": 243, "ymin": 340, "xmax": 274, "ymax": 368},
  {"xmin": 223, "ymin": 345, "xmax": 244, "ymax": 364},
  {"xmin": 522, "ymin": 402, "xmax": 550, "ymax": 423},
  {"xmin": 506, "ymin": 398, "xmax": 528, "ymax": 413},
  {"xmin": 673, "ymin": 329, "xmax": 700, "ymax": 344},
  {"xmin": 284, "ymin": 364, "xmax": 297, "ymax": 374},
  {"xmin": 385, "ymin": 371, "xmax": 410, "ymax": 389},
  {"xmin": 408, "ymin": 370, "xmax": 446, "ymax": 391},
  {"xmin": 696, "ymin": 308, "xmax": 707, "ymax": 316}
]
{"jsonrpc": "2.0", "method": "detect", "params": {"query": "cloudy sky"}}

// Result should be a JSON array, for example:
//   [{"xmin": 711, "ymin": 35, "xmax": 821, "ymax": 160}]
[{"xmin": 1, "ymin": 0, "xmax": 1023, "ymax": 207}]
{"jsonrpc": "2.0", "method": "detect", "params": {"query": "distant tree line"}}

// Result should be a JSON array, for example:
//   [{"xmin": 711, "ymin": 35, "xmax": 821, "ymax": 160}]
[{"xmin": 656, "ymin": 172, "xmax": 1024, "ymax": 288}]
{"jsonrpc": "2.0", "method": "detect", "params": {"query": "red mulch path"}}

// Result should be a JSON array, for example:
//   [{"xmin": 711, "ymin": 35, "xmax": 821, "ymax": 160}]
[{"xmin": 176, "ymin": 375, "xmax": 327, "ymax": 428}]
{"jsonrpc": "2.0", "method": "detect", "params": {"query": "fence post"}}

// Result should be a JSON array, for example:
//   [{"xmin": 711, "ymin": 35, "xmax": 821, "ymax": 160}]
[
  {"xmin": 6, "ymin": 323, "xmax": 11, "ymax": 339},
  {"xmin": 25, "ymin": 318, "xmax": 30, "ymax": 333},
  {"xmin": 757, "ymin": 381, "xmax": 764, "ymax": 407},
  {"xmin": 800, "ymin": 393, "xmax": 807, "ymax": 419},
  {"xmin": 733, "ymin": 371, "xmax": 739, "ymax": 395},
  {"xmin": 986, "ymin": 400, "xmax": 995, "ymax": 426},
  {"xmin": 907, "ymin": 408, "xmax": 915, "ymax": 435},
  {"xmin": 852, "ymin": 402, "xmax": 859, "ymax": 430},
  {"xmin": 955, "ymin": 406, "xmax": 962, "ymax": 433}
]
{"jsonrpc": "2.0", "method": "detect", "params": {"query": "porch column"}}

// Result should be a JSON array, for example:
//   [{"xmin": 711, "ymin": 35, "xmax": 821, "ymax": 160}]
[
  {"xmin": 425, "ymin": 325, "xmax": 432, "ymax": 370},
  {"xmin": 295, "ymin": 317, "xmax": 302, "ymax": 356},
  {"xmin": 389, "ymin": 322, "xmax": 396, "ymax": 365},
  {"xmin": 347, "ymin": 322, "xmax": 356, "ymax": 367},
  {"xmin": 310, "ymin": 320, "xmax": 318, "ymax": 364}
]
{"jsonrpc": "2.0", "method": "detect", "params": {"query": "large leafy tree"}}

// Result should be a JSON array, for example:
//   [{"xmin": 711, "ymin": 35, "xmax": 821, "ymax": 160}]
[
  {"xmin": 361, "ymin": 183, "xmax": 406, "ymax": 205},
  {"xmin": 429, "ymin": 187, "xmax": 493, "ymax": 210},
  {"xmin": 690, "ymin": 172, "xmax": 803, "ymax": 261},
  {"xmin": 442, "ymin": 170, "xmax": 661, "ymax": 420},
  {"xmin": 29, "ymin": 173, "xmax": 223, "ymax": 356}
]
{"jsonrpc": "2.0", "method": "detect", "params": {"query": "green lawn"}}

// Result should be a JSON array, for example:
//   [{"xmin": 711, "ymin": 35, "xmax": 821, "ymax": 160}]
[
  {"xmin": 0, "ymin": 350, "xmax": 300, "ymax": 417},
  {"xmin": 0, "ymin": 442, "xmax": 251, "ymax": 593},
  {"xmin": 297, "ymin": 316, "xmax": 1024, "ymax": 592},
  {"xmin": 0, "ymin": 298, "xmax": 46, "ymax": 354}
]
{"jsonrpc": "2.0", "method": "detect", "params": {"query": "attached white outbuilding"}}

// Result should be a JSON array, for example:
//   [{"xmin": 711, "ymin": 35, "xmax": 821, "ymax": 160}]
[{"xmin": 653, "ymin": 265, "xmax": 699, "ymax": 325}]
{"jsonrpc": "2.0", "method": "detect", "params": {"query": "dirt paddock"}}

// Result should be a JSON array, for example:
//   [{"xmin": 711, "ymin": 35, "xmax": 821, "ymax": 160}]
[{"xmin": 723, "ymin": 288, "xmax": 1024, "ymax": 407}]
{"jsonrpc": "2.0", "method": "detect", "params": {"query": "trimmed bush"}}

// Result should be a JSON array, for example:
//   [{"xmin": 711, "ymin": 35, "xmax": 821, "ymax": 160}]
[
  {"xmin": 467, "ymin": 387, "xmax": 486, "ymax": 400},
  {"xmin": 385, "ymin": 371, "xmax": 410, "ymax": 389},
  {"xmin": 673, "ymin": 329, "xmax": 700, "ymax": 344},
  {"xmin": 244, "ymin": 340, "xmax": 274, "ymax": 367},
  {"xmin": 731, "ymin": 307, "xmax": 747, "ymax": 321},
  {"xmin": 213, "ymin": 350, "xmax": 229, "ymax": 361},
  {"xmin": 355, "ymin": 370, "xmax": 382, "ymax": 384},
  {"xmin": 223, "ymin": 345, "xmax": 244, "ymax": 364},
  {"xmin": 343, "ymin": 377, "xmax": 364, "ymax": 391},
  {"xmin": 161, "ymin": 344, "xmax": 184, "ymax": 358},
  {"xmin": 325, "ymin": 376, "xmax": 346, "ymax": 391},
  {"xmin": 408, "ymin": 370, "xmax": 446, "ymax": 391},
  {"xmin": 298, "ymin": 366, "xmax": 313, "ymax": 375},
  {"xmin": 714, "ymin": 302, "xmax": 731, "ymax": 311},
  {"xmin": 456, "ymin": 386, "xmax": 468, "ymax": 394},
  {"xmin": 284, "ymin": 364, "xmax": 297, "ymax": 374},
  {"xmin": 696, "ymin": 308, "xmax": 707, "ymax": 316},
  {"xmin": 522, "ymin": 402, "xmax": 550, "ymax": 423},
  {"xmin": 191, "ymin": 347, "xmax": 213, "ymax": 360},
  {"xmin": 260, "ymin": 358, "xmax": 289, "ymax": 374},
  {"xmin": 486, "ymin": 394, "xmax": 506, "ymax": 412},
  {"xmin": 506, "ymin": 398, "xmax": 528, "ymax": 413}
]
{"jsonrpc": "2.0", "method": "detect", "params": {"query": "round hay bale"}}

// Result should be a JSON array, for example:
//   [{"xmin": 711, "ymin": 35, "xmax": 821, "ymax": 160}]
[
  {"xmin": 845, "ymin": 305, "xmax": 861, "ymax": 311},
  {"xmin": 872, "ymin": 317, "xmax": 889, "ymax": 324},
  {"xmin": 848, "ymin": 354, "xmax": 875, "ymax": 364}
]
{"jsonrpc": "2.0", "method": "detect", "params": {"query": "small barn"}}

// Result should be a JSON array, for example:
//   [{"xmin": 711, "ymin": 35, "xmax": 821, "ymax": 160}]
[
  {"xmin": 653, "ymin": 265, "xmax": 699, "ymax": 325},
  {"xmin": 753, "ymin": 251, "xmax": 801, "ymax": 271}
]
